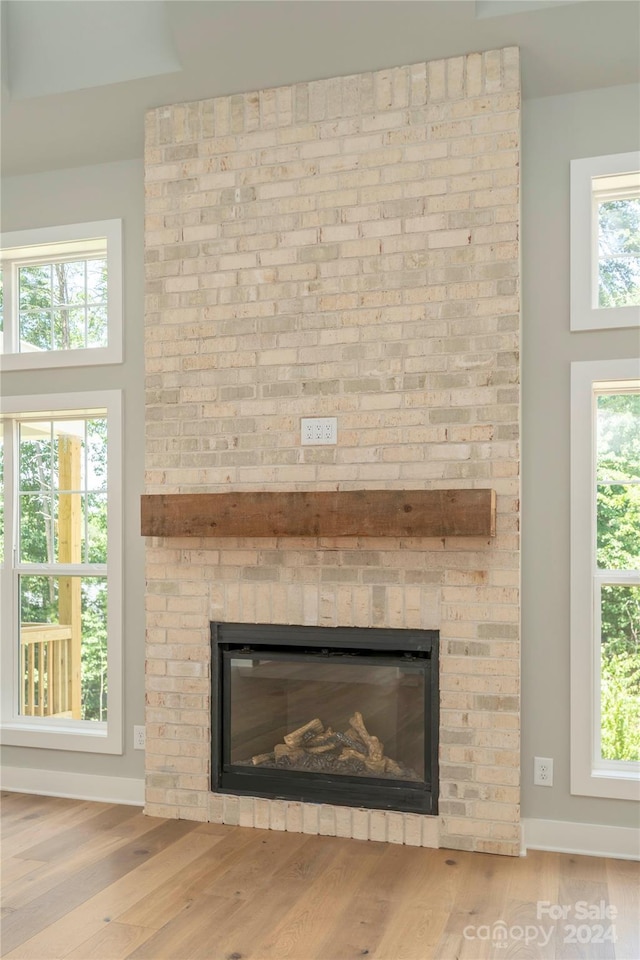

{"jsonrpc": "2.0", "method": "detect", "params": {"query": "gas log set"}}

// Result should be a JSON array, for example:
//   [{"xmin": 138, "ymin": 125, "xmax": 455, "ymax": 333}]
[{"xmin": 241, "ymin": 710, "xmax": 420, "ymax": 781}]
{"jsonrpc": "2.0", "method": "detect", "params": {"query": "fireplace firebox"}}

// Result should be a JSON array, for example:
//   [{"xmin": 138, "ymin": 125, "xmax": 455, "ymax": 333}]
[{"xmin": 211, "ymin": 623, "xmax": 439, "ymax": 814}]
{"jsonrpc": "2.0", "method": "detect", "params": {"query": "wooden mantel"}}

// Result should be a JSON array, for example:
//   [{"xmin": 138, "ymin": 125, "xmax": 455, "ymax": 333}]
[{"xmin": 141, "ymin": 489, "xmax": 496, "ymax": 539}]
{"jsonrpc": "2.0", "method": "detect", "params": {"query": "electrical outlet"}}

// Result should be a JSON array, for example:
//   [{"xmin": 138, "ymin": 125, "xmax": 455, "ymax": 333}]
[
  {"xmin": 301, "ymin": 417, "xmax": 337, "ymax": 445},
  {"xmin": 133, "ymin": 725, "xmax": 146, "ymax": 750},
  {"xmin": 534, "ymin": 756, "xmax": 553, "ymax": 786}
]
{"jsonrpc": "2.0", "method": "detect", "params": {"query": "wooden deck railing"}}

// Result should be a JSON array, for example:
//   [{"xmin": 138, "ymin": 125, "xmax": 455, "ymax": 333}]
[{"xmin": 20, "ymin": 623, "xmax": 74, "ymax": 717}]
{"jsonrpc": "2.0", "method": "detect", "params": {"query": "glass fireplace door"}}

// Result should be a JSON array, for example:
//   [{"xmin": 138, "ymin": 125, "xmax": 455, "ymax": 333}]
[{"xmin": 226, "ymin": 653, "xmax": 426, "ymax": 783}]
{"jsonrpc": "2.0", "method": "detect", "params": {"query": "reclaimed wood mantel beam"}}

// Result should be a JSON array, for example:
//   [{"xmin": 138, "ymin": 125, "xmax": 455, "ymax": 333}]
[{"xmin": 141, "ymin": 489, "xmax": 496, "ymax": 539}]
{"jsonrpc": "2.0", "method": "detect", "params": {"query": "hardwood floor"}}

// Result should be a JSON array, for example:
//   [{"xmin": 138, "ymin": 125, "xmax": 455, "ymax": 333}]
[{"xmin": 1, "ymin": 792, "xmax": 638, "ymax": 960}]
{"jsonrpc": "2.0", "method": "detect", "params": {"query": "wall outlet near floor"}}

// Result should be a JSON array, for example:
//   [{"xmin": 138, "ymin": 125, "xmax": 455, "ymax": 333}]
[
  {"xmin": 301, "ymin": 417, "xmax": 337, "ymax": 445},
  {"xmin": 534, "ymin": 756, "xmax": 553, "ymax": 786},
  {"xmin": 133, "ymin": 725, "xmax": 146, "ymax": 750}
]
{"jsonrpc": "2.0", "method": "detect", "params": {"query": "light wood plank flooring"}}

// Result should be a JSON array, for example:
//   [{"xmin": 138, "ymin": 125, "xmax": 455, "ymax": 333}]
[{"xmin": 1, "ymin": 792, "xmax": 638, "ymax": 959}]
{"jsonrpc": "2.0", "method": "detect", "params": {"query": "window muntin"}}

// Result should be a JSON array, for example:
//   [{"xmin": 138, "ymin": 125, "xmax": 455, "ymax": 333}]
[
  {"xmin": 0, "ymin": 221, "xmax": 122, "ymax": 369},
  {"xmin": 0, "ymin": 391, "xmax": 122, "ymax": 754}
]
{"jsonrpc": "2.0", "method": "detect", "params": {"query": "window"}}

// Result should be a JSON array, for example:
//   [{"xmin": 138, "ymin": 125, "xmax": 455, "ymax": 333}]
[
  {"xmin": 0, "ymin": 391, "xmax": 122, "ymax": 753},
  {"xmin": 596, "ymin": 174, "xmax": 640, "ymax": 309},
  {"xmin": 571, "ymin": 360, "xmax": 640, "ymax": 800},
  {"xmin": 0, "ymin": 221, "xmax": 122, "ymax": 369},
  {"xmin": 571, "ymin": 152, "xmax": 640, "ymax": 331}
]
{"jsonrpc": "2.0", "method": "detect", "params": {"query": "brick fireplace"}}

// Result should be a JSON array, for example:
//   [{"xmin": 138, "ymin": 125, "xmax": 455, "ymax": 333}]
[{"xmin": 143, "ymin": 47, "xmax": 521, "ymax": 855}]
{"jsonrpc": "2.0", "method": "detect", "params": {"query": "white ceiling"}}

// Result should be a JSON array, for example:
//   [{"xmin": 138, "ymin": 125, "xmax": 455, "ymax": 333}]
[
  {"xmin": 2, "ymin": 0, "xmax": 639, "ymax": 177},
  {"xmin": 6, "ymin": 1, "xmax": 181, "ymax": 100}
]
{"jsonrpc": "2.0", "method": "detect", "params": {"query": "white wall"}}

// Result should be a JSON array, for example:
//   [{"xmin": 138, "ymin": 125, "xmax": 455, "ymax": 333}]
[
  {"xmin": 521, "ymin": 83, "xmax": 640, "ymax": 828},
  {"xmin": 0, "ymin": 159, "xmax": 146, "ymax": 787}
]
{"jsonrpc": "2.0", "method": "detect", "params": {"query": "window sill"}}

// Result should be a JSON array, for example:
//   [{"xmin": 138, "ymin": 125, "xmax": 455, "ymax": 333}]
[
  {"xmin": 0, "ymin": 718, "xmax": 123, "ymax": 755},
  {"xmin": 0, "ymin": 344, "xmax": 122, "ymax": 372},
  {"xmin": 571, "ymin": 764, "xmax": 640, "ymax": 802},
  {"xmin": 570, "ymin": 303, "xmax": 640, "ymax": 333}
]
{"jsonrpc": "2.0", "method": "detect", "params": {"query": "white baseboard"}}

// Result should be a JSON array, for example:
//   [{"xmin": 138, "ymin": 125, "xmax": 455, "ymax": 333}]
[
  {"xmin": 0, "ymin": 765, "xmax": 144, "ymax": 806},
  {"xmin": 522, "ymin": 817, "xmax": 639, "ymax": 860}
]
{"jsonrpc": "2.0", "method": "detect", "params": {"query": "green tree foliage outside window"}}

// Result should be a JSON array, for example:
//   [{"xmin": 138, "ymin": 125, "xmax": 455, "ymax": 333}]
[
  {"xmin": 597, "ymin": 393, "xmax": 640, "ymax": 761},
  {"xmin": 598, "ymin": 198, "xmax": 640, "ymax": 308}
]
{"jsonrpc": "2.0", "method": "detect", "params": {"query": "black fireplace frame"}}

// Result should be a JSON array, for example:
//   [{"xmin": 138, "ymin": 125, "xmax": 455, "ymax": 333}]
[{"xmin": 210, "ymin": 622, "xmax": 439, "ymax": 815}]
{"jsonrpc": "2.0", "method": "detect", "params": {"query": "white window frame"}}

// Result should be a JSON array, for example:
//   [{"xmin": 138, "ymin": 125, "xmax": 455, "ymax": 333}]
[
  {"xmin": 570, "ymin": 152, "xmax": 640, "ymax": 332},
  {"xmin": 0, "ymin": 220, "xmax": 123, "ymax": 370},
  {"xmin": 570, "ymin": 359, "xmax": 640, "ymax": 800},
  {"xmin": 0, "ymin": 390, "xmax": 123, "ymax": 754}
]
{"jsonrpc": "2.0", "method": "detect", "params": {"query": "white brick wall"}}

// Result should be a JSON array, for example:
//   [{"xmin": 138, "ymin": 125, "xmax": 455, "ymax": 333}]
[{"xmin": 144, "ymin": 47, "xmax": 521, "ymax": 855}]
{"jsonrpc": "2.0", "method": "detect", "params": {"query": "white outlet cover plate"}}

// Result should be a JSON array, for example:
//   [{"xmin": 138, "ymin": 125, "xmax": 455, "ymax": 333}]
[
  {"xmin": 534, "ymin": 756, "xmax": 553, "ymax": 786},
  {"xmin": 301, "ymin": 417, "xmax": 337, "ymax": 445}
]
